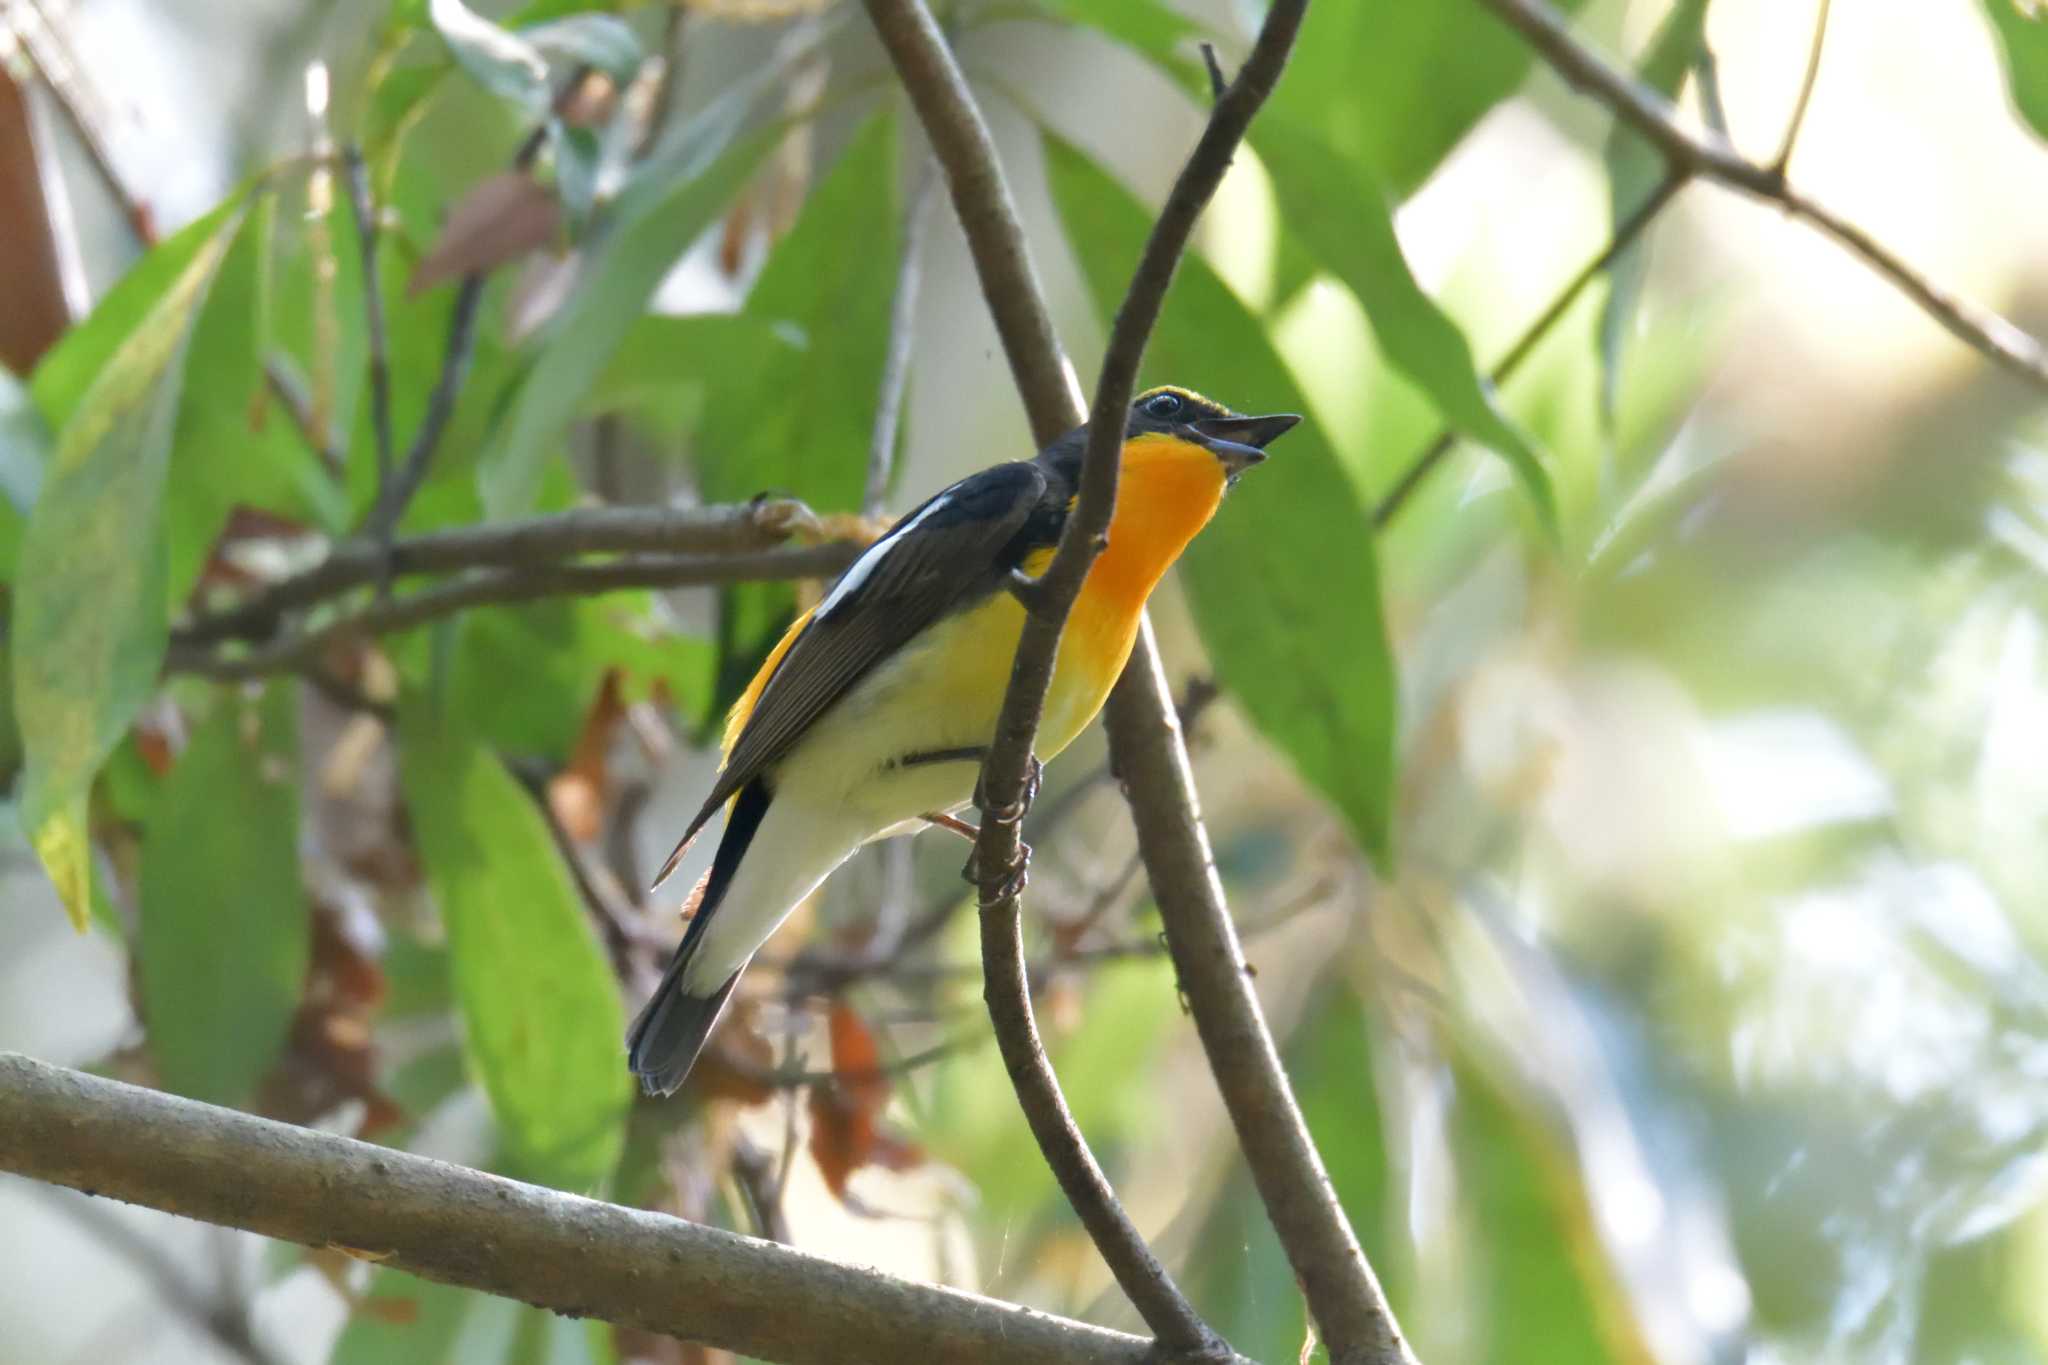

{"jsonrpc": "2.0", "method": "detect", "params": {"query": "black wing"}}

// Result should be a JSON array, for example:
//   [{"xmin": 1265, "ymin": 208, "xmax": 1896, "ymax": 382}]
[{"xmin": 677, "ymin": 460, "xmax": 1054, "ymax": 847}]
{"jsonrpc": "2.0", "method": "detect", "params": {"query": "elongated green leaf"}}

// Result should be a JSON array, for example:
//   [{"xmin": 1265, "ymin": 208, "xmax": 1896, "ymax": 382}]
[
  {"xmin": 1047, "ymin": 139, "xmax": 1397, "ymax": 863},
  {"xmin": 478, "ymin": 45, "xmax": 821, "ymax": 517},
  {"xmin": 1259, "ymin": 122, "xmax": 1556, "ymax": 532},
  {"xmin": 1599, "ymin": 0, "xmax": 1710, "ymax": 423},
  {"xmin": 169, "ymin": 198, "xmax": 348, "ymax": 600},
  {"xmin": 1453, "ymin": 1058, "xmax": 1632, "ymax": 1364},
  {"xmin": 431, "ymin": 0, "xmax": 550, "ymax": 111},
  {"xmin": 1267, "ymin": 0, "xmax": 1593, "ymax": 199},
  {"xmin": 1984, "ymin": 0, "xmax": 2048, "ymax": 143},
  {"xmin": 397, "ymin": 694, "xmax": 629, "ymax": 1190},
  {"xmin": 692, "ymin": 109, "xmax": 900, "ymax": 512},
  {"xmin": 16, "ymin": 207, "xmax": 243, "ymax": 927},
  {"xmin": 139, "ymin": 684, "xmax": 308, "ymax": 1105}
]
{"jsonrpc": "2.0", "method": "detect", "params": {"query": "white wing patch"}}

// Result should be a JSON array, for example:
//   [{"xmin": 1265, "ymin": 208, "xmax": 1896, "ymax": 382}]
[{"xmin": 814, "ymin": 492, "xmax": 956, "ymax": 620}]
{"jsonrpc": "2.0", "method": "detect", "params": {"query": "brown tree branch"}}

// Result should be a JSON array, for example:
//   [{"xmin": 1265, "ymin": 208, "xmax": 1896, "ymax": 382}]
[
  {"xmin": 1770, "ymin": 0, "xmax": 1832, "ymax": 175},
  {"xmin": 861, "ymin": 0, "xmax": 1080, "ymax": 447},
  {"xmin": 174, "ymin": 500, "xmax": 849, "ymax": 646},
  {"xmin": 865, "ymin": 164, "xmax": 938, "ymax": 518},
  {"xmin": 867, "ymin": 1, "xmax": 1412, "ymax": 1360},
  {"xmin": 1375, "ymin": 171, "xmax": 1688, "ymax": 528},
  {"xmin": 0, "ymin": 1054, "xmax": 1155, "ymax": 1365},
  {"xmin": 865, "ymin": 1, "xmax": 1257, "ymax": 1357},
  {"xmin": 1474, "ymin": 0, "xmax": 2048, "ymax": 389},
  {"xmin": 167, "ymin": 545, "xmax": 859, "ymax": 681}
]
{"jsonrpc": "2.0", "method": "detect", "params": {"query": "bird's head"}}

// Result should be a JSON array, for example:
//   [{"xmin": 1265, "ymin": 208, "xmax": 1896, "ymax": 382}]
[{"xmin": 1121, "ymin": 385, "xmax": 1300, "ymax": 484}]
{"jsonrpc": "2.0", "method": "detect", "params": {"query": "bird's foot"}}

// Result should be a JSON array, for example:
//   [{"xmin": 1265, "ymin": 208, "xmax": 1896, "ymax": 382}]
[
  {"xmin": 963, "ymin": 838, "xmax": 1032, "ymax": 906},
  {"xmin": 972, "ymin": 752, "xmax": 1043, "ymax": 826}
]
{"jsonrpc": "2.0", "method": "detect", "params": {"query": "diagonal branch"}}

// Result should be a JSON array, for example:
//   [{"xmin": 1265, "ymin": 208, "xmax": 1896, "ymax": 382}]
[
  {"xmin": 1103, "ymin": 625, "xmax": 1416, "ymax": 1365},
  {"xmin": 166, "ymin": 544, "xmax": 858, "ymax": 681},
  {"xmin": 1375, "ymin": 172, "xmax": 1687, "ymax": 528},
  {"xmin": 1474, "ymin": 0, "xmax": 2048, "ymax": 389},
  {"xmin": 0, "ymin": 1054, "xmax": 1155, "ymax": 1365},
  {"xmin": 865, "ymin": 164, "xmax": 939, "ymax": 518},
  {"xmin": 866, "ymin": 1, "xmax": 1414, "ymax": 1361},
  {"xmin": 862, "ymin": 0, "xmax": 1080, "ymax": 446},
  {"xmin": 174, "ymin": 500, "xmax": 845, "ymax": 646}
]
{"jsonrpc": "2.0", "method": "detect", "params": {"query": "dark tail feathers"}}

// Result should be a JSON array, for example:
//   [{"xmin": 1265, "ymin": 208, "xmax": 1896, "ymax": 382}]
[
  {"xmin": 625, "ymin": 779, "xmax": 771, "ymax": 1097},
  {"xmin": 626, "ymin": 960, "xmax": 740, "ymax": 1097}
]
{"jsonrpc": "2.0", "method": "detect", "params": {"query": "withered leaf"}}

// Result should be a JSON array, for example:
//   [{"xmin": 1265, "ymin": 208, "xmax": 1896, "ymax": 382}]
[{"xmin": 408, "ymin": 172, "xmax": 561, "ymax": 298}]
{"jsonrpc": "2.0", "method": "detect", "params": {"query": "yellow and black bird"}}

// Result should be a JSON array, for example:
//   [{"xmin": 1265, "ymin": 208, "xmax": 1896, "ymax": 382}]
[{"xmin": 627, "ymin": 386, "xmax": 1299, "ymax": 1094}]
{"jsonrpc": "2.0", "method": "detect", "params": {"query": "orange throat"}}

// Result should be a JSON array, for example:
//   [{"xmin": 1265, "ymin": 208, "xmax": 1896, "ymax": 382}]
[{"xmin": 1056, "ymin": 435, "xmax": 1228, "ymax": 706}]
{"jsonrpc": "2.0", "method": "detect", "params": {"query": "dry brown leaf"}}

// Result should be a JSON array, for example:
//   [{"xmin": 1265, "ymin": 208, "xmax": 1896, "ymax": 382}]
[
  {"xmin": 408, "ymin": 171, "xmax": 561, "ymax": 298},
  {"xmin": 548, "ymin": 668, "xmax": 626, "ymax": 842},
  {"xmin": 807, "ymin": 1002, "xmax": 924, "ymax": 1198}
]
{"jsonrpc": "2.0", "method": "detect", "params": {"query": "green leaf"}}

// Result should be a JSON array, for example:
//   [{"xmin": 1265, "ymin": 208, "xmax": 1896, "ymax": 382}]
[
  {"xmin": 1266, "ymin": 0, "xmax": 1593, "ymax": 199},
  {"xmin": 1047, "ymin": 138, "xmax": 1398, "ymax": 863},
  {"xmin": 478, "ymin": 108, "xmax": 782, "ymax": 517},
  {"xmin": 443, "ymin": 595, "xmax": 715, "ymax": 758},
  {"xmin": 692, "ymin": 109, "xmax": 900, "ymax": 512},
  {"xmin": 331, "ymin": 1271, "xmax": 474, "ymax": 1365},
  {"xmin": 139, "ymin": 684, "xmax": 309, "ymax": 1106},
  {"xmin": 16, "ymin": 206, "xmax": 243, "ymax": 928},
  {"xmin": 169, "ymin": 198, "xmax": 348, "ymax": 602},
  {"xmin": 1258, "ymin": 122, "xmax": 1557, "ymax": 533},
  {"xmin": 430, "ymin": 0, "xmax": 550, "ymax": 112},
  {"xmin": 1452, "ymin": 1057, "xmax": 1631, "ymax": 1364},
  {"xmin": 1599, "ymin": 0, "xmax": 1709, "ymax": 423},
  {"xmin": 1984, "ymin": 0, "xmax": 2048, "ymax": 143},
  {"xmin": 521, "ymin": 12, "xmax": 641, "ymax": 83},
  {"xmin": 397, "ymin": 692, "xmax": 629, "ymax": 1190}
]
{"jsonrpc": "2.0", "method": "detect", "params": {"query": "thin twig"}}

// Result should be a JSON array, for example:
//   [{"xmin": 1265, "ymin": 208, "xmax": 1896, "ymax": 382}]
[
  {"xmin": 357, "ymin": 92, "xmax": 560, "ymax": 544},
  {"xmin": 167, "ymin": 545, "xmax": 858, "ymax": 681},
  {"xmin": 0, "ymin": 1054, "xmax": 1157, "ymax": 1365},
  {"xmin": 174, "ymin": 500, "xmax": 846, "ymax": 646},
  {"xmin": 864, "ymin": 165, "xmax": 938, "ymax": 518},
  {"xmin": 730, "ymin": 1135, "xmax": 792, "ymax": 1244},
  {"xmin": 861, "ymin": 0, "xmax": 1080, "ymax": 446},
  {"xmin": 1771, "ymin": 0, "xmax": 1832, "ymax": 175},
  {"xmin": 341, "ymin": 145, "xmax": 395, "ymax": 502},
  {"xmin": 1374, "ymin": 171, "xmax": 1687, "ymax": 528},
  {"xmin": 1474, "ymin": 0, "xmax": 2048, "ymax": 388},
  {"xmin": 957, "ymin": 6, "xmax": 1311, "ymax": 1359},
  {"xmin": 870, "ymin": 0, "xmax": 1411, "ymax": 1358},
  {"xmin": 261, "ymin": 357, "xmax": 345, "ymax": 478}
]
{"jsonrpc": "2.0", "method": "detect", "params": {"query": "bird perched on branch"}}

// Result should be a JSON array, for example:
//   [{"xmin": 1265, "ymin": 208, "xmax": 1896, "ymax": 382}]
[{"xmin": 627, "ymin": 386, "xmax": 1299, "ymax": 1095}]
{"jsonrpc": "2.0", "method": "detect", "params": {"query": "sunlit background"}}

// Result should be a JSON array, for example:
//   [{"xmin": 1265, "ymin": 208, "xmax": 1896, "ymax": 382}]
[{"xmin": 4, "ymin": 0, "xmax": 2048, "ymax": 1362}]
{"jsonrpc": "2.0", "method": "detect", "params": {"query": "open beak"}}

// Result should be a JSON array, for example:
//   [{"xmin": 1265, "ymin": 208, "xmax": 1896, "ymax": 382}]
[{"xmin": 1191, "ymin": 412, "xmax": 1301, "ymax": 478}]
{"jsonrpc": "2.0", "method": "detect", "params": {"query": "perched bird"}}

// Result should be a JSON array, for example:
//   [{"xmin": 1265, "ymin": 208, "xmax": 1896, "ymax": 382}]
[{"xmin": 626, "ymin": 386, "xmax": 1299, "ymax": 1095}]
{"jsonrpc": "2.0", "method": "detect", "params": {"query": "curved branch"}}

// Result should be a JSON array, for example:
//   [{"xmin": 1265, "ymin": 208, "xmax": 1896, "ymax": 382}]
[
  {"xmin": 865, "ymin": 0, "xmax": 1412, "ymax": 1360},
  {"xmin": 861, "ymin": 0, "xmax": 1081, "ymax": 447},
  {"xmin": 1475, "ymin": 0, "xmax": 2048, "ymax": 389},
  {"xmin": 176, "ymin": 501, "xmax": 838, "ymax": 647},
  {"xmin": 167, "ymin": 544, "xmax": 859, "ymax": 681},
  {"xmin": 1105, "ymin": 624, "xmax": 1416, "ymax": 1365},
  {"xmin": 0, "ymin": 1054, "xmax": 1152, "ymax": 1365}
]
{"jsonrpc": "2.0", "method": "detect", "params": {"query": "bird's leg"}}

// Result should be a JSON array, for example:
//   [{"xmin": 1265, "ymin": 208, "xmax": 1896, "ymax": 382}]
[
  {"xmin": 963, "ymin": 752, "xmax": 1043, "ymax": 903},
  {"xmin": 920, "ymin": 810, "xmax": 978, "ymax": 841}
]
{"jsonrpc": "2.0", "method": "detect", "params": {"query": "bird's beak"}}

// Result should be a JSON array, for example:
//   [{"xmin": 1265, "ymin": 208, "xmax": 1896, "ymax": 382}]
[{"xmin": 1191, "ymin": 412, "xmax": 1301, "ymax": 477}]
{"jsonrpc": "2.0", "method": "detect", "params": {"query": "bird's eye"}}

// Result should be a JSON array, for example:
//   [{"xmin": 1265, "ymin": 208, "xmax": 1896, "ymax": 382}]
[{"xmin": 1142, "ymin": 391, "xmax": 1184, "ymax": 420}]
